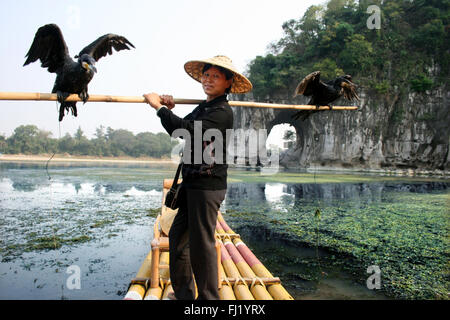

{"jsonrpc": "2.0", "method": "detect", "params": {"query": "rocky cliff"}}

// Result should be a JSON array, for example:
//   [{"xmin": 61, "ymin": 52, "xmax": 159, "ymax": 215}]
[{"xmin": 230, "ymin": 83, "xmax": 449, "ymax": 174}]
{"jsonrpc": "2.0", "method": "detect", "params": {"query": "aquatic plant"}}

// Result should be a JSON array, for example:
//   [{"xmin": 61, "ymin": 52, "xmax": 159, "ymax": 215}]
[{"xmin": 225, "ymin": 185, "xmax": 449, "ymax": 299}]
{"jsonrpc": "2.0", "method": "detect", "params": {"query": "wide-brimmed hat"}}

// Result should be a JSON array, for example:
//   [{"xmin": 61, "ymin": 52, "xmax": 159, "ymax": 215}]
[{"xmin": 184, "ymin": 55, "xmax": 253, "ymax": 94}]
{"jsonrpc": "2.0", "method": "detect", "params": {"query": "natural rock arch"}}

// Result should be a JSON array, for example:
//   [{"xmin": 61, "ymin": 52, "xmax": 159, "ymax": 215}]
[{"xmin": 230, "ymin": 87, "xmax": 449, "ymax": 172}]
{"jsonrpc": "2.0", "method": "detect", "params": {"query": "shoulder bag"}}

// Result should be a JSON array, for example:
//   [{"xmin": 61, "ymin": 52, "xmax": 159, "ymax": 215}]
[{"xmin": 164, "ymin": 160, "xmax": 184, "ymax": 210}]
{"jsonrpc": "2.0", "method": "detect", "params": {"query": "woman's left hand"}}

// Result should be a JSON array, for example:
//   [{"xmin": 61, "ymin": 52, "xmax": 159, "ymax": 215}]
[{"xmin": 160, "ymin": 95, "xmax": 175, "ymax": 110}]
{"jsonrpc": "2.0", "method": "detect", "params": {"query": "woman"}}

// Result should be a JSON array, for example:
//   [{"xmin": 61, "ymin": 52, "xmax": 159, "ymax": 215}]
[{"xmin": 143, "ymin": 55, "xmax": 252, "ymax": 300}]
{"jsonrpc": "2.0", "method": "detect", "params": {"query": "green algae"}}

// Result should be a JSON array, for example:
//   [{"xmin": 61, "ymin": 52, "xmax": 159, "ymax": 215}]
[
  {"xmin": 225, "ymin": 185, "xmax": 449, "ymax": 299},
  {"xmin": 227, "ymin": 168, "xmax": 447, "ymax": 184}
]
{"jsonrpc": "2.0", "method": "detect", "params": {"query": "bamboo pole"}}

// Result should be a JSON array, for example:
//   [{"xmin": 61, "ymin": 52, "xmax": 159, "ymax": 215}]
[
  {"xmin": 217, "ymin": 211, "xmax": 293, "ymax": 300},
  {"xmin": 222, "ymin": 236, "xmax": 273, "ymax": 300},
  {"xmin": 123, "ymin": 251, "xmax": 153, "ymax": 300},
  {"xmin": 0, "ymin": 91, "xmax": 358, "ymax": 111}
]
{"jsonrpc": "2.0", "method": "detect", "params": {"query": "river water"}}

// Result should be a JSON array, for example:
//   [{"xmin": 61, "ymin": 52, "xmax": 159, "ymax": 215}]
[{"xmin": 0, "ymin": 162, "xmax": 448, "ymax": 299}]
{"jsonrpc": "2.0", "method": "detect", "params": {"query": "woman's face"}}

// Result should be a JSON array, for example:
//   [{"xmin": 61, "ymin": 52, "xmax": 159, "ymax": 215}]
[{"xmin": 201, "ymin": 66, "xmax": 232, "ymax": 101}]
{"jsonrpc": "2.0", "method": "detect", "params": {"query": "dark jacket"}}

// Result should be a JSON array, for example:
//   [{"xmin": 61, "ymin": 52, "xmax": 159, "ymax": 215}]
[{"xmin": 157, "ymin": 95, "xmax": 233, "ymax": 190}]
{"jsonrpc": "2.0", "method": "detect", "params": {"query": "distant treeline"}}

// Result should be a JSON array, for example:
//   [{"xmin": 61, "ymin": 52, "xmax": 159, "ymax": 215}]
[{"xmin": 0, "ymin": 125, "xmax": 177, "ymax": 158}]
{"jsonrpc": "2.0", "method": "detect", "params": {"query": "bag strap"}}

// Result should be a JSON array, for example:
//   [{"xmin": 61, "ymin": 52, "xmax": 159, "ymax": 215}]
[{"xmin": 171, "ymin": 155, "xmax": 183, "ymax": 189}]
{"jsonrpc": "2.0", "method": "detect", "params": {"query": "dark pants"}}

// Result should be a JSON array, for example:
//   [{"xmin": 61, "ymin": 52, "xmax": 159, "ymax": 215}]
[{"xmin": 168, "ymin": 187, "xmax": 226, "ymax": 300}]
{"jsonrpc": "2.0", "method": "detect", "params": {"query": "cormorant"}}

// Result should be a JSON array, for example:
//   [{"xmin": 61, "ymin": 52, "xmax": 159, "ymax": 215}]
[
  {"xmin": 24, "ymin": 24, "xmax": 135, "ymax": 121},
  {"xmin": 292, "ymin": 71, "xmax": 359, "ymax": 121}
]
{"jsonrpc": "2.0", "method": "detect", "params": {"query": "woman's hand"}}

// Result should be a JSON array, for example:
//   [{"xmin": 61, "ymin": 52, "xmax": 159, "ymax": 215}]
[
  {"xmin": 143, "ymin": 93, "xmax": 175, "ymax": 110},
  {"xmin": 143, "ymin": 93, "xmax": 162, "ymax": 110},
  {"xmin": 160, "ymin": 95, "xmax": 175, "ymax": 110}
]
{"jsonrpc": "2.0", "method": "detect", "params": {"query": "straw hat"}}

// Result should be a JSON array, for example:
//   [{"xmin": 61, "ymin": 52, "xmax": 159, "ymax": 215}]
[{"xmin": 184, "ymin": 55, "xmax": 253, "ymax": 94}]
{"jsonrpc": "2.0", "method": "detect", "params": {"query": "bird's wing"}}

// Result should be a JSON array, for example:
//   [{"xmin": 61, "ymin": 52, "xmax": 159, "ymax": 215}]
[
  {"xmin": 77, "ymin": 34, "xmax": 135, "ymax": 62},
  {"xmin": 293, "ymin": 71, "xmax": 321, "ymax": 97},
  {"xmin": 23, "ymin": 24, "xmax": 69, "ymax": 73},
  {"xmin": 341, "ymin": 81, "xmax": 360, "ymax": 101}
]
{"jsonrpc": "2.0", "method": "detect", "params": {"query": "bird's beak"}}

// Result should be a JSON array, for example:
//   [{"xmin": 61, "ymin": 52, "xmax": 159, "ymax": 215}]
[
  {"xmin": 82, "ymin": 62, "xmax": 97, "ymax": 73},
  {"xmin": 342, "ymin": 79, "xmax": 356, "ymax": 88},
  {"xmin": 341, "ymin": 81, "xmax": 351, "ymax": 89}
]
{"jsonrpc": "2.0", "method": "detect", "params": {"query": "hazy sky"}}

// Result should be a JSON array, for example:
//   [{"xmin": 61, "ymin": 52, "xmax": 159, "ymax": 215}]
[{"xmin": 0, "ymin": 0, "xmax": 323, "ymax": 141}]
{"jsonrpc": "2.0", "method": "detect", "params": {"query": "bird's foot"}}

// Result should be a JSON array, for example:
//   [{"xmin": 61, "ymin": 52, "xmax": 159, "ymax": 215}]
[
  {"xmin": 58, "ymin": 104, "xmax": 77, "ymax": 121},
  {"xmin": 56, "ymin": 91, "xmax": 70, "ymax": 103},
  {"xmin": 328, "ymin": 104, "xmax": 333, "ymax": 110},
  {"xmin": 59, "ymin": 106, "xmax": 65, "ymax": 122},
  {"xmin": 79, "ymin": 91, "xmax": 89, "ymax": 104},
  {"xmin": 315, "ymin": 104, "xmax": 321, "ymax": 110},
  {"xmin": 56, "ymin": 91, "xmax": 63, "ymax": 103},
  {"xmin": 71, "ymin": 106, "xmax": 78, "ymax": 117}
]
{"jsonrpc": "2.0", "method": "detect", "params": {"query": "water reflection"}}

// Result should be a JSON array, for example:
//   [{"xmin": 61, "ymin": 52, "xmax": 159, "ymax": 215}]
[
  {"xmin": 0, "ymin": 161, "xmax": 176, "ymax": 170},
  {"xmin": 226, "ymin": 181, "xmax": 449, "ymax": 210},
  {"xmin": 0, "ymin": 178, "xmax": 163, "ymax": 198}
]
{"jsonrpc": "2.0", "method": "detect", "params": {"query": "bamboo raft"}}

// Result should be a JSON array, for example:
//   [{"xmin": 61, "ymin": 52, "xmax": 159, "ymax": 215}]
[{"xmin": 124, "ymin": 179, "xmax": 293, "ymax": 300}]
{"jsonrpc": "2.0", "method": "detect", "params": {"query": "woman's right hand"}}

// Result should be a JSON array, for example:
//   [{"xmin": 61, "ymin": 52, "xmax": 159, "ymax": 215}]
[{"xmin": 143, "ymin": 93, "xmax": 162, "ymax": 110}]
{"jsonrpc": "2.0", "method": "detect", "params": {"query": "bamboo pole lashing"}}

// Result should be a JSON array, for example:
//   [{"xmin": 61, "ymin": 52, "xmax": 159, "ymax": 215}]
[
  {"xmin": 218, "ymin": 240, "xmax": 254, "ymax": 300},
  {"xmin": 0, "ymin": 91, "xmax": 358, "ymax": 111},
  {"xmin": 153, "ymin": 275, "xmax": 280, "ymax": 287},
  {"xmin": 216, "ymin": 233, "xmax": 240, "ymax": 239},
  {"xmin": 219, "ymin": 268, "xmax": 236, "ymax": 300},
  {"xmin": 224, "ymin": 277, "xmax": 280, "ymax": 286},
  {"xmin": 129, "ymin": 277, "xmax": 150, "ymax": 290},
  {"xmin": 217, "ymin": 211, "xmax": 294, "ymax": 300},
  {"xmin": 221, "ymin": 236, "xmax": 273, "ymax": 300}
]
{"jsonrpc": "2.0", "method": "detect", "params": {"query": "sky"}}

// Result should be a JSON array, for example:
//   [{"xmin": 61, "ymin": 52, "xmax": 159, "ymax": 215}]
[{"xmin": 0, "ymin": 0, "xmax": 323, "ymax": 144}]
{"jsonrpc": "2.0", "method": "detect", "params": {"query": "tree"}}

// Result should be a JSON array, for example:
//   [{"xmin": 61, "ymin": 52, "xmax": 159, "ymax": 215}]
[
  {"xmin": 108, "ymin": 129, "xmax": 136, "ymax": 156},
  {"xmin": 0, "ymin": 135, "xmax": 7, "ymax": 153},
  {"xmin": 36, "ymin": 129, "xmax": 57, "ymax": 154},
  {"xmin": 74, "ymin": 126, "xmax": 85, "ymax": 141},
  {"xmin": 94, "ymin": 125, "xmax": 106, "ymax": 141},
  {"xmin": 313, "ymin": 58, "xmax": 344, "ymax": 80},
  {"xmin": 106, "ymin": 127, "xmax": 114, "ymax": 141},
  {"xmin": 92, "ymin": 125, "xmax": 110, "ymax": 156},
  {"xmin": 245, "ymin": 0, "xmax": 448, "ymax": 105},
  {"xmin": 7, "ymin": 125, "xmax": 40, "ymax": 154},
  {"xmin": 283, "ymin": 129, "xmax": 296, "ymax": 141},
  {"xmin": 338, "ymin": 33, "xmax": 373, "ymax": 74},
  {"xmin": 410, "ymin": 74, "xmax": 434, "ymax": 93},
  {"xmin": 58, "ymin": 133, "xmax": 75, "ymax": 154},
  {"xmin": 72, "ymin": 126, "xmax": 94, "ymax": 155}
]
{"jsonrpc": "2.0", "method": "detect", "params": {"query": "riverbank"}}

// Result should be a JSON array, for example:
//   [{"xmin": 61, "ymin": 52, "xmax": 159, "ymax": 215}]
[
  {"xmin": 2, "ymin": 154, "xmax": 448, "ymax": 177},
  {"xmin": 0, "ymin": 153, "xmax": 175, "ymax": 164}
]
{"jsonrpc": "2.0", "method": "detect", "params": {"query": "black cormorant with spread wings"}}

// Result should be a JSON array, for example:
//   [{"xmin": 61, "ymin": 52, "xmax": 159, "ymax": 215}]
[
  {"xmin": 292, "ymin": 71, "xmax": 359, "ymax": 121},
  {"xmin": 24, "ymin": 24, "xmax": 135, "ymax": 121}
]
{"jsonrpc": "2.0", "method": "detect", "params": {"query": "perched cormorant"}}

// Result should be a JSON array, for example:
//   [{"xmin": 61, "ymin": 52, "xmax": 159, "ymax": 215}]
[
  {"xmin": 24, "ymin": 24, "xmax": 135, "ymax": 121},
  {"xmin": 292, "ymin": 71, "xmax": 359, "ymax": 121}
]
